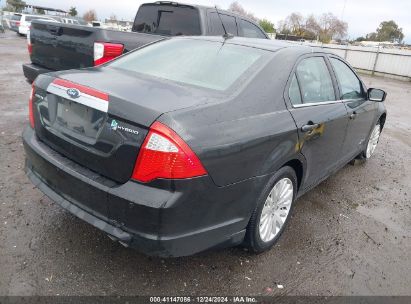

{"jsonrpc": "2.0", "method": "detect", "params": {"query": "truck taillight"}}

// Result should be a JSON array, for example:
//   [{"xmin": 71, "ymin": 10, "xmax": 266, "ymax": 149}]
[
  {"xmin": 27, "ymin": 30, "xmax": 32, "ymax": 55},
  {"xmin": 132, "ymin": 122, "xmax": 207, "ymax": 183},
  {"xmin": 93, "ymin": 42, "xmax": 124, "ymax": 66},
  {"xmin": 29, "ymin": 85, "xmax": 35, "ymax": 128}
]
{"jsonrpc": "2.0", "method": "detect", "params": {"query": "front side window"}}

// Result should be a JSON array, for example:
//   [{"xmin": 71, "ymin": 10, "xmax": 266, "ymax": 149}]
[
  {"xmin": 296, "ymin": 57, "xmax": 335, "ymax": 103},
  {"xmin": 109, "ymin": 39, "xmax": 268, "ymax": 91},
  {"xmin": 209, "ymin": 13, "xmax": 238, "ymax": 36},
  {"xmin": 330, "ymin": 58, "xmax": 364, "ymax": 100},
  {"xmin": 239, "ymin": 19, "xmax": 266, "ymax": 39}
]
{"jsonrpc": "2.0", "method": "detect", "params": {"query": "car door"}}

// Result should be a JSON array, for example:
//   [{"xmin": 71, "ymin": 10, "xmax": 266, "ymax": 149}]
[
  {"xmin": 328, "ymin": 56, "xmax": 379, "ymax": 161},
  {"xmin": 286, "ymin": 55, "xmax": 349, "ymax": 189}
]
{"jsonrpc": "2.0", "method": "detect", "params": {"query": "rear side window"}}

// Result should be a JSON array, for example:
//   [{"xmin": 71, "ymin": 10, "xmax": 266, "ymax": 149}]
[
  {"xmin": 289, "ymin": 74, "xmax": 302, "ymax": 105},
  {"xmin": 133, "ymin": 4, "xmax": 201, "ymax": 36},
  {"xmin": 330, "ymin": 58, "xmax": 364, "ymax": 100},
  {"xmin": 109, "ymin": 39, "xmax": 268, "ymax": 91},
  {"xmin": 296, "ymin": 57, "xmax": 335, "ymax": 103},
  {"xmin": 239, "ymin": 19, "xmax": 266, "ymax": 39},
  {"xmin": 209, "ymin": 13, "xmax": 238, "ymax": 36}
]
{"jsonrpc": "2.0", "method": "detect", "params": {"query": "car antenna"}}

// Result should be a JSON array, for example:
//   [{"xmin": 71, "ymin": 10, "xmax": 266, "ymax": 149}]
[{"xmin": 215, "ymin": 6, "xmax": 234, "ymax": 40}]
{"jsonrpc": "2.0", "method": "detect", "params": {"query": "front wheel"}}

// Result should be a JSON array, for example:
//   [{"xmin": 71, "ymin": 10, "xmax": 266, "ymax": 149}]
[
  {"xmin": 358, "ymin": 122, "xmax": 381, "ymax": 160},
  {"xmin": 245, "ymin": 166, "xmax": 297, "ymax": 253}
]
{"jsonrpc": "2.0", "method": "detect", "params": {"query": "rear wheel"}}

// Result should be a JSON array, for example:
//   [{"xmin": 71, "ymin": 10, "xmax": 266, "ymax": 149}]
[{"xmin": 245, "ymin": 166, "xmax": 297, "ymax": 253}]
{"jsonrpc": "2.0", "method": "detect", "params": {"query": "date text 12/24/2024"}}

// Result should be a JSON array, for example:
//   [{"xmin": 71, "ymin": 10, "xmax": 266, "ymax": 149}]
[{"xmin": 149, "ymin": 296, "xmax": 258, "ymax": 303}]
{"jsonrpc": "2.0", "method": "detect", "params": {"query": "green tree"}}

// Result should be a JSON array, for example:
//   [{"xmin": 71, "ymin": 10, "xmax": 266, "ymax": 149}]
[
  {"xmin": 375, "ymin": 20, "xmax": 404, "ymax": 43},
  {"xmin": 259, "ymin": 19, "xmax": 275, "ymax": 33},
  {"xmin": 69, "ymin": 7, "xmax": 78, "ymax": 17},
  {"xmin": 5, "ymin": 0, "xmax": 26, "ymax": 12},
  {"xmin": 366, "ymin": 32, "xmax": 377, "ymax": 41},
  {"xmin": 36, "ymin": 8, "xmax": 45, "ymax": 14},
  {"xmin": 355, "ymin": 36, "xmax": 366, "ymax": 42}
]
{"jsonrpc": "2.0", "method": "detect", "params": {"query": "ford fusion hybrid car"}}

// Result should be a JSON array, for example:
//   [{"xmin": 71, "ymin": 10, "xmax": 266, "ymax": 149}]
[{"xmin": 23, "ymin": 37, "xmax": 387, "ymax": 257}]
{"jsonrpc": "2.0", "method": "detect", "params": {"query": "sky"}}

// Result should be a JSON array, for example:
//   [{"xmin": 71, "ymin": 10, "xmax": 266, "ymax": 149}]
[{"xmin": 5, "ymin": 0, "xmax": 411, "ymax": 42}]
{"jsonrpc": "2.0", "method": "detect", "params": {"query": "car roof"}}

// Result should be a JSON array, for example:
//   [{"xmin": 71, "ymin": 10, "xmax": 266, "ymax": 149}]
[
  {"xmin": 147, "ymin": 2, "xmax": 263, "ymax": 29},
  {"xmin": 151, "ymin": 1, "xmax": 236, "ymax": 12}
]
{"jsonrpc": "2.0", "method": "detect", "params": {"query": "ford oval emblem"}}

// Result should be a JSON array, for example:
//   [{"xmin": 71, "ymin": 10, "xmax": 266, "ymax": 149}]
[{"xmin": 66, "ymin": 88, "xmax": 80, "ymax": 99}]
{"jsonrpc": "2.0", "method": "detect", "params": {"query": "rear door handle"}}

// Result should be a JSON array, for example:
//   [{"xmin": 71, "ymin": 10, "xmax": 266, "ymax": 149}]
[
  {"xmin": 350, "ymin": 112, "xmax": 358, "ymax": 120},
  {"xmin": 301, "ymin": 123, "xmax": 320, "ymax": 132}
]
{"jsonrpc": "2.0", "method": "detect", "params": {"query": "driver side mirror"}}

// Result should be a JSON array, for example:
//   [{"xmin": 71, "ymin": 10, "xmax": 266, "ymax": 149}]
[{"xmin": 368, "ymin": 88, "xmax": 387, "ymax": 102}]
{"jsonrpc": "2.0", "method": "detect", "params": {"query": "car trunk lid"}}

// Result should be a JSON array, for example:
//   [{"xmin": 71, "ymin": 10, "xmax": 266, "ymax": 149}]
[{"xmin": 33, "ymin": 68, "xmax": 212, "ymax": 184}]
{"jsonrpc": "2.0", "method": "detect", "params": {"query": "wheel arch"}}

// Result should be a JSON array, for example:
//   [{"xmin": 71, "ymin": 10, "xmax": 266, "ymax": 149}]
[
  {"xmin": 379, "ymin": 112, "xmax": 387, "ymax": 130},
  {"xmin": 281, "ymin": 158, "xmax": 304, "ymax": 191}
]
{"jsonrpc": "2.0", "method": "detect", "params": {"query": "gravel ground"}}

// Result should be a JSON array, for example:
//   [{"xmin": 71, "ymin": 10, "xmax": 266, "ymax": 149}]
[{"xmin": 0, "ymin": 30, "xmax": 410, "ymax": 296}]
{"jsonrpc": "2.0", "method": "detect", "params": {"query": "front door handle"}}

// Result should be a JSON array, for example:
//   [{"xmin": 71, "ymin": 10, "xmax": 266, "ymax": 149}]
[
  {"xmin": 350, "ymin": 112, "xmax": 358, "ymax": 120},
  {"xmin": 301, "ymin": 123, "xmax": 320, "ymax": 132}
]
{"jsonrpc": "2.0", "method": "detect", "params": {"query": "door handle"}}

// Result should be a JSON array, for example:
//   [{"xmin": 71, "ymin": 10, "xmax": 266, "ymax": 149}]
[
  {"xmin": 350, "ymin": 112, "xmax": 358, "ymax": 120},
  {"xmin": 301, "ymin": 123, "xmax": 320, "ymax": 132},
  {"xmin": 47, "ymin": 25, "xmax": 61, "ymax": 36}
]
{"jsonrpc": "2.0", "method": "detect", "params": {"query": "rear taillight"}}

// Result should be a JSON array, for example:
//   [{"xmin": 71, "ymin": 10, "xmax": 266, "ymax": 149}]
[
  {"xmin": 29, "ymin": 85, "xmax": 35, "ymax": 128},
  {"xmin": 132, "ymin": 122, "xmax": 207, "ymax": 183},
  {"xmin": 27, "ymin": 30, "xmax": 32, "ymax": 55},
  {"xmin": 93, "ymin": 42, "xmax": 124, "ymax": 66}
]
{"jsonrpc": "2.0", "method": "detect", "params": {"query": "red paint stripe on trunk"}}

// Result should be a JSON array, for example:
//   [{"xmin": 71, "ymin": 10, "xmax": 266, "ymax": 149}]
[{"xmin": 53, "ymin": 78, "xmax": 109, "ymax": 101}]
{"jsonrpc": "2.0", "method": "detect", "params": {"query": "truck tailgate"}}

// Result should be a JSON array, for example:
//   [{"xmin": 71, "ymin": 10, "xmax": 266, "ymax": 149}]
[{"xmin": 30, "ymin": 21, "xmax": 164, "ymax": 72}]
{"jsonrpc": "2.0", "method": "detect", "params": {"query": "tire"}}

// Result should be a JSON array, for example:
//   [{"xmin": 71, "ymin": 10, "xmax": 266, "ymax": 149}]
[
  {"xmin": 358, "ymin": 121, "xmax": 381, "ymax": 160},
  {"xmin": 245, "ymin": 166, "xmax": 297, "ymax": 253}
]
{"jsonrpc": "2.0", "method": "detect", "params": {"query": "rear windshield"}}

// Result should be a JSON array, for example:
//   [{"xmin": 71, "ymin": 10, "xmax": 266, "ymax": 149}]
[
  {"xmin": 133, "ymin": 4, "xmax": 201, "ymax": 36},
  {"xmin": 12, "ymin": 15, "xmax": 21, "ymax": 21},
  {"xmin": 109, "ymin": 39, "xmax": 268, "ymax": 91}
]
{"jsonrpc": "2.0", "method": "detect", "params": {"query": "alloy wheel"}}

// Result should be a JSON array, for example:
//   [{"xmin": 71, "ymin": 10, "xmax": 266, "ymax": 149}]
[
  {"xmin": 259, "ymin": 178, "xmax": 294, "ymax": 243},
  {"xmin": 366, "ymin": 124, "xmax": 381, "ymax": 158}
]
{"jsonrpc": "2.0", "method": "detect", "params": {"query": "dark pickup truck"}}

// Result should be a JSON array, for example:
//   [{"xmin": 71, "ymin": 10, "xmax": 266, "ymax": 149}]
[{"xmin": 23, "ymin": 1, "xmax": 269, "ymax": 83}]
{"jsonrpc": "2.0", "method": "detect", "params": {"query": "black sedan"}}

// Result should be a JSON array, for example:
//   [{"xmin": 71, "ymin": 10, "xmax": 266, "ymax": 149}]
[{"xmin": 23, "ymin": 37, "xmax": 387, "ymax": 257}]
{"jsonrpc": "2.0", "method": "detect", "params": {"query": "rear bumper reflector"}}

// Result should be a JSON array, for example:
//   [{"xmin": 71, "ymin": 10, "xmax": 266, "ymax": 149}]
[{"xmin": 47, "ymin": 78, "xmax": 109, "ymax": 113}]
